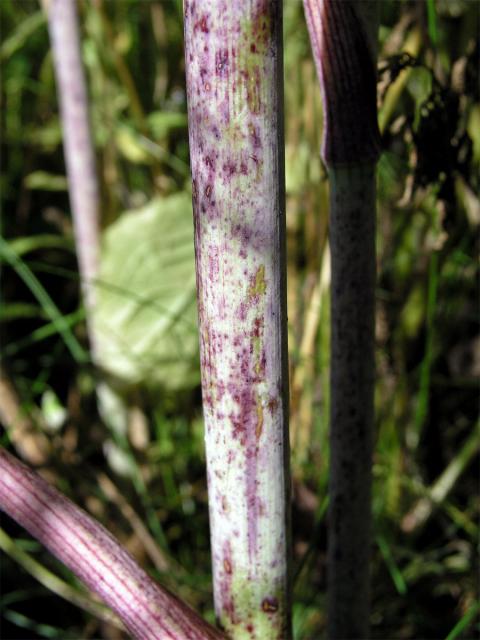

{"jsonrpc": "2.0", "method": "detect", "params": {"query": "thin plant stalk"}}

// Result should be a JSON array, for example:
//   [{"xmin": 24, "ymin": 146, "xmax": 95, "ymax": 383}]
[
  {"xmin": 46, "ymin": 0, "xmax": 100, "ymax": 352},
  {"xmin": 303, "ymin": 1, "xmax": 380, "ymax": 638},
  {"xmin": 184, "ymin": 2, "xmax": 291, "ymax": 638},
  {"xmin": 47, "ymin": 0, "xmax": 134, "ymax": 488},
  {"xmin": 0, "ymin": 447, "xmax": 224, "ymax": 640}
]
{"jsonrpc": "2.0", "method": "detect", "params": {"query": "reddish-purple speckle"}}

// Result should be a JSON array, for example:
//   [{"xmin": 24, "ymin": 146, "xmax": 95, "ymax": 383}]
[
  {"xmin": 219, "ymin": 541, "xmax": 236, "ymax": 623},
  {"xmin": 223, "ymin": 161, "xmax": 236, "ymax": 177},
  {"xmin": 249, "ymin": 123, "xmax": 262, "ymax": 149},
  {"xmin": 267, "ymin": 396, "xmax": 279, "ymax": 414},
  {"xmin": 208, "ymin": 251, "xmax": 219, "ymax": 283},
  {"xmin": 205, "ymin": 155, "xmax": 214, "ymax": 169},
  {"xmin": 221, "ymin": 494, "xmax": 229, "ymax": 512},
  {"xmin": 196, "ymin": 15, "xmax": 209, "ymax": 33},
  {"xmin": 184, "ymin": 1, "xmax": 288, "ymax": 632},
  {"xmin": 232, "ymin": 222, "xmax": 253, "ymax": 246},
  {"xmin": 204, "ymin": 392, "xmax": 213, "ymax": 408},
  {"xmin": 261, "ymin": 597, "xmax": 279, "ymax": 613},
  {"xmin": 252, "ymin": 316, "xmax": 263, "ymax": 338},
  {"xmin": 216, "ymin": 49, "xmax": 229, "ymax": 76}
]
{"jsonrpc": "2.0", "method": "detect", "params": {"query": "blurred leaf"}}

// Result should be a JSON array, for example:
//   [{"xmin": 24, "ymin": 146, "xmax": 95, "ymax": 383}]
[
  {"xmin": 2, "ymin": 609, "xmax": 75, "ymax": 639},
  {"xmin": 406, "ymin": 68, "xmax": 433, "ymax": 130},
  {"xmin": 41, "ymin": 389, "xmax": 67, "ymax": 432},
  {"xmin": 93, "ymin": 192, "xmax": 199, "ymax": 390},
  {"xmin": 25, "ymin": 120, "xmax": 62, "ymax": 150},
  {"xmin": 148, "ymin": 111, "xmax": 188, "ymax": 139},
  {"xmin": 400, "ymin": 284, "xmax": 426, "ymax": 339},
  {"xmin": 8, "ymin": 235, "xmax": 73, "ymax": 257},
  {"xmin": 437, "ymin": 0, "xmax": 469, "ymax": 18},
  {"xmin": 467, "ymin": 104, "xmax": 480, "ymax": 164},
  {"xmin": 103, "ymin": 439, "xmax": 135, "ymax": 478},
  {"xmin": 285, "ymin": 142, "xmax": 312, "ymax": 195},
  {"xmin": 96, "ymin": 381, "xmax": 128, "ymax": 436},
  {"xmin": 292, "ymin": 601, "xmax": 325, "ymax": 640},
  {"xmin": 455, "ymin": 176, "xmax": 480, "ymax": 226},
  {"xmin": 25, "ymin": 171, "xmax": 68, "ymax": 192},
  {"xmin": 426, "ymin": 0, "xmax": 438, "ymax": 46},
  {"xmin": 0, "ymin": 303, "xmax": 41, "ymax": 321},
  {"xmin": 0, "ymin": 11, "xmax": 45, "ymax": 62},
  {"xmin": 115, "ymin": 126, "xmax": 151, "ymax": 164}
]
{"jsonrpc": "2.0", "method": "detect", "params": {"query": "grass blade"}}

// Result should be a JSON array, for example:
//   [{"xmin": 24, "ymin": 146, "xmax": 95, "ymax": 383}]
[
  {"xmin": 0, "ymin": 236, "xmax": 87, "ymax": 364},
  {"xmin": 445, "ymin": 602, "xmax": 480, "ymax": 640},
  {"xmin": 0, "ymin": 236, "xmax": 89, "ymax": 363}
]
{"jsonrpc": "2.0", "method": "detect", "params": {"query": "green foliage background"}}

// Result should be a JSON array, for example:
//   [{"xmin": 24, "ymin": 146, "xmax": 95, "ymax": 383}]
[{"xmin": 0, "ymin": 1, "xmax": 478, "ymax": 638}]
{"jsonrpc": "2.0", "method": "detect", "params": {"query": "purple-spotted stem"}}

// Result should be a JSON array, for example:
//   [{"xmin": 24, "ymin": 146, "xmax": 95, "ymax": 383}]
[{"xmin": 184, "ymin": 1, "xmax": 291, "ymax": 638}]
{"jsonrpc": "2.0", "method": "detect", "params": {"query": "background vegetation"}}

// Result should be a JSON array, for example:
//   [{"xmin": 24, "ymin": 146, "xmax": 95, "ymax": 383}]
[{"xmin": 1, "ymin": 0, "xmax": 478, "ymax": 638}]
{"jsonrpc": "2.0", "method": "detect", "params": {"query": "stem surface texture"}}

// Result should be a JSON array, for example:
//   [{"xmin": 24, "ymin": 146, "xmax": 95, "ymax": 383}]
[
  {"xmin": 184, "ymin": 2, "xmax": 291, "ymax": 637},
  {"xmin": 329, "ymin": 165, "xmax": 376, "ymax": 639},
  {"xmin": 47, "ymin": 0, "xmax": 100, "ymax": 334},
  {"xmin": 0, "ymin": 448, "xmax": 224, "ymax": 640},
  {"xmin": 303, "ymin": 1, "xmax": 380, "ymax": 638}
]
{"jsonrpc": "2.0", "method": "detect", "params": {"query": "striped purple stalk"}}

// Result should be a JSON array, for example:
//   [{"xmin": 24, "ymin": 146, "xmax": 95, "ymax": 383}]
[
  {"xmin": 46, "ymin": 0, "xmax": 100, "ymax": 350},
  {"xmin": 302, "ymin": 1, "xmax": 380, "ymax": 638},
  {"xmin": 184, "ymin": 1, "xmax": 291, "ymax": 637},
  {"xmin": 0, "ymin": 448, "xmax": 224, "ymax": 640}
]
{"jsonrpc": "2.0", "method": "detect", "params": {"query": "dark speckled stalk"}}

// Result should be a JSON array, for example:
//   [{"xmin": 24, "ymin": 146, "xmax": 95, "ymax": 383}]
[
  {"xmin": 303, "ymin": 1, "xmax": 380, "ymax": 638},
  {"xmin": 47, "ymin": 0, "xmax": 99, "ymax": 351},
  {"xmin": 184, "ymin": 2, "xmax": 291, "ymax": 638},
  {"xmin": 328, "ymin": 164, "xmax": 376, "ymax": 639},
  {"xmin": 0, "ymin": 448, "xmax": 224, "ymax": 640}
]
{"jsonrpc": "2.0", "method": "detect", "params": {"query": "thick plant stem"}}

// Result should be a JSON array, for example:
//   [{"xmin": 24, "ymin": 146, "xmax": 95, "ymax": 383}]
[
  {"xmin": 303, "ymin": 1, "xmax": 380, "ymax": 638},
  {"xmin": 0, "ymin": 448, "xmax": 224, "ymax": 640},
  {"xmin": 184, "ymin": 2, "xmax": 291, "ymax": 638},
  {"xmin": 46, "ymin": 0, "xmax": 100, "ymax": 350},
  {"xmin": 329, "ymin": 165, "xmax": 376, "ymax": 639}
]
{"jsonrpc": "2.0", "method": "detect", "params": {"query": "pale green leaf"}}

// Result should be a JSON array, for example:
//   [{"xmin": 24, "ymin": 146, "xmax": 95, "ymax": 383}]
[
  {"xmin": 93, "ymin": 192, "xmax": 199, "ymax": 390},
  {"xmin": 25, "ymin": 171, "xmax": 68, "ymax": 192},
  {"xmin": 147, "ymin": 111, "xmax": 188, "ymax": 140},
  {"xmin": 0, "ymin": 12, "xmax": 45, "ymax": 62}
]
